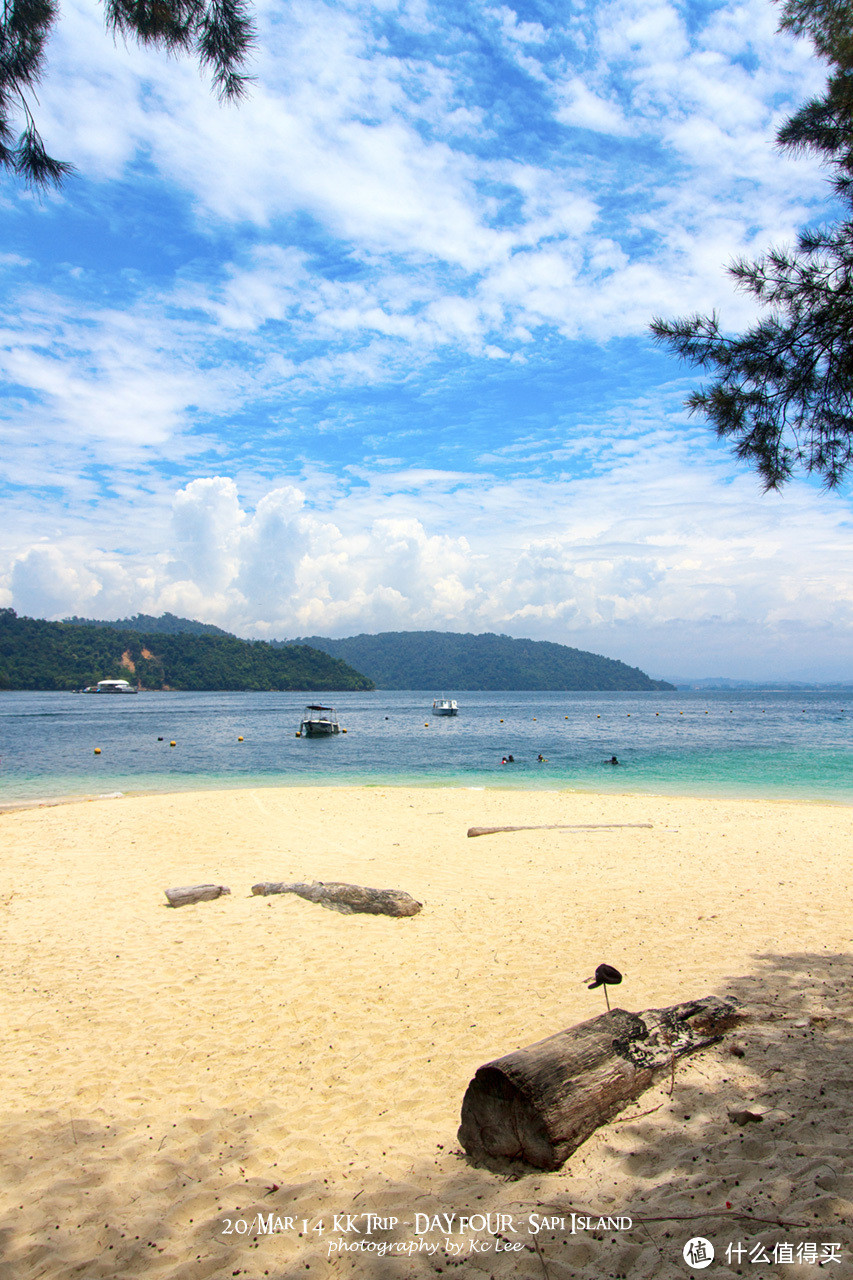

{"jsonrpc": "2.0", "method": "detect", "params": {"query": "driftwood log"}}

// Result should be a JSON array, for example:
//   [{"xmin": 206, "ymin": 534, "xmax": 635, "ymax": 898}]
[
  {"xmin": 251, "ymin": 880, "xmax": 422, "ymax": 917},
  {"xmin": 165, "ymin": 884, "xmax": 231, "ymax": 907},
  {"xmin": 458, "ymin": 996, "xmax": 740, "ymax": 1170},
  {"xmin": 467, "ymin": 823, "xmax": 653, "ymax": 838}
]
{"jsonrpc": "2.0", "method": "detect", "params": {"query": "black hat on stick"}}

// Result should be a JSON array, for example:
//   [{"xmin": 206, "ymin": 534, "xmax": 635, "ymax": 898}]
[{"xmin": 585, "ymin": 963, "xmax": 623, "ymax": 1010}]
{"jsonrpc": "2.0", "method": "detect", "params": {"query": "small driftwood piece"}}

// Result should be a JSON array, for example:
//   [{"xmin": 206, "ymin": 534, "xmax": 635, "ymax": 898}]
[
  {"xmin": 458, "ymin": 996, "xmax": 740, "ymax": 1170},
  {"xmin": 165, "ymin": 884, "xmax": 231, "ymax": 907},
  {"xmin": 251, "ymin": 880, "xmax": 422, "ymax": 917},
  {"xmin": 467, "ymin": 823, "xmax": 653, "ymax": 838}
]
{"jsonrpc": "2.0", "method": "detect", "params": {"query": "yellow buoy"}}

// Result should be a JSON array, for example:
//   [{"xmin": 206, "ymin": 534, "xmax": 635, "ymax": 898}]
[
  {"xmin": 425, "ymin": 722, "xmax": 429, "ymax": 727},
  {"xmin": 295, "ymin": 731, "xmax": 301, "ymax": 737},
  {"xmin": 342, "ymin": 728, "xmax": 347, "ymax": 733},
  {"xmin": 94, "ymin": 747, "xmax": 101, "ymax": 754},
  {"xmin": 170, "ymin": 740, "xmax": 176, "ymax": 746},
  {"xmin": 237, "ymin": 736, "xmax": 244, "ymax": 741}
]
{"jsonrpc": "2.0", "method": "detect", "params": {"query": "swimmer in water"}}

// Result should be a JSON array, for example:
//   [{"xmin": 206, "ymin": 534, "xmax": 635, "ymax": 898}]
[{"xmin": 607, "ymin": 755, "xmax": 620, "ymax": 765}]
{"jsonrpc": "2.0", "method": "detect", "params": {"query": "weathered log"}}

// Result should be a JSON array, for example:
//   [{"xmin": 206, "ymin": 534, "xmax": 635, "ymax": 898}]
[
  {"xmin": 458, "ymin": 996, "xmax": 741, "ymax": 1170},
  {"xmin": 165, "ymin": 884, "xmax": 231, "ymax": 907},
  {"xmin": 467, "ymin": 823, "xmax": 653, "ymax": 837},
  {"xmin": 251, "ymin": 880, "xmax": 422, "ymax": 917}
]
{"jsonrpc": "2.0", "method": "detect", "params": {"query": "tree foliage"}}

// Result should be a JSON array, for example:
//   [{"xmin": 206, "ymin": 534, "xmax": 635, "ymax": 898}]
[
  {"xmin": 65, "ymin": 610, "xmax": 232, "ymax": 636},
  {"xmin": 651, "ymin": 0, "xmax": 853, "ymax": 489},
  {"xmin": 291, "ymin": 630, "xmax": 674, "ymax": 691},
  {"xmin": 1, "ymin": 0, "xmax": 254, "ymax": 187},
  {"xmin": 0, "ymin": 610, "xmax": 375, "ymax": 691}
]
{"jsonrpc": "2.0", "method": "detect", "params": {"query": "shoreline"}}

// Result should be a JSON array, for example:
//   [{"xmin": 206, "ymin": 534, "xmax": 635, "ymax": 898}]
[
  {"xmin": 2, "ymin": 785, "xmax": 852, "ymax": 1278},
  {"xmin": 3, "ymin": 773, "xmax": 852, "ymax": 815}
]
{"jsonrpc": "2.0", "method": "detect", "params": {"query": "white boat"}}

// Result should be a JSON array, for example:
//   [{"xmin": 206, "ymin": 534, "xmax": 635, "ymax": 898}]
[
  {"xmin": 82, "ymin": 679, "xmax": 138, "ymax": 694},
  {"xmin": 432, "ymin": 696, "xmax": 458, "ymax": 716},
  {"xmin": 298, "ymin": 704, "xmax": 341, "ymax": 736}
]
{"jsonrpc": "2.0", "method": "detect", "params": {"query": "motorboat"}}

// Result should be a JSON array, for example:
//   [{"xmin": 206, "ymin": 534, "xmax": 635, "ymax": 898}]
[
  {"xmin": 298, "ymin": 704, "xmax": 342, "ymax": 736},
  {"xmin": 432, "ymin": 696, "xmax": 458, "ymax": 716}
]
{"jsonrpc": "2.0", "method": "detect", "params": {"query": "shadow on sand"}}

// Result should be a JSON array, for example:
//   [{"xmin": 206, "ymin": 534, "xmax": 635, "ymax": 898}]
[{"xmin": 1, "ymin": 950, "xmax": 851, "ymax": 1279}]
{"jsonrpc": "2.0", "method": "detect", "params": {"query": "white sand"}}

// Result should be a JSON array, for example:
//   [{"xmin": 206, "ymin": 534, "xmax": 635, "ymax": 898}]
[{"xmin": 1, "ymin": 785, "xmax": 851, "ymax": 1278}]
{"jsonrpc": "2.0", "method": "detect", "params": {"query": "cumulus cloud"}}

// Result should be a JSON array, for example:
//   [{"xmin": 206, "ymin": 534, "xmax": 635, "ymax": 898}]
[
  {"xmin": 171, "ymin": 477, "xmax": 247, "ymax": 593},
  {"xmin": 5, "ymin": 423, "xmax": 853, "ymax": 679},
  {"xmin": 10, "ymin": 546, "xmax": 102, "ymax": 618}
]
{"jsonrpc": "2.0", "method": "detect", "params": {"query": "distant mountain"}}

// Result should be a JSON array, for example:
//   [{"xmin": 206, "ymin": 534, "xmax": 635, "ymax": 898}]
[
  {"xmin": 672, "ymin": 677, "xmax": 853, "ymax": 690},
  {"xmin": 64, "ymin": 611, "xmax": 232, "ymax": 637},
  {"xmin": 0, "ymin": 611, "xmax": 374, "ymax": 692},
  {"xmin": 288, "ymin": 631, "xmax": 674, "ymax": 691}
]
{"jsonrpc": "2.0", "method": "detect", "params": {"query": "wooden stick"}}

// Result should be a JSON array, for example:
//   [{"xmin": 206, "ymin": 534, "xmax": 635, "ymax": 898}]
[
  {"xmin": 532, "ymin": 1235, "xmax": 551, "ymax": 1280},
  {"xmin": 467, "ymin": 823, "xmax": 653, "ymax": 837}
]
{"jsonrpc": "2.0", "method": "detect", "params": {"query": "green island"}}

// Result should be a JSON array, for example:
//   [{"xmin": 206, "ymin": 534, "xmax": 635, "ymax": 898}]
[
  {"xmin": 1, "ymin": 612, "xmax": 672, "ymax": 692},
  {"xmin": 289, "ymin": 630, "xmax": 674, "ymax": 691},
  {"xmin": 0, "ymin": 611, "xmax": 374, "ymax": 692}
]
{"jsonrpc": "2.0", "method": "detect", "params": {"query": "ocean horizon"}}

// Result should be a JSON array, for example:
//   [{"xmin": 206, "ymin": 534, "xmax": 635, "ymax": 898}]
[{"xmin": 2, "ymin": 687, "xmax": 852, "ymax": 806}]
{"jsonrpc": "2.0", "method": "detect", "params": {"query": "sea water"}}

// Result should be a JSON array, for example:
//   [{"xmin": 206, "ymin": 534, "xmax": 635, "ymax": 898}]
[{"xmin": 1, "ymin": 688, "xmax": 852, "ymax": 805}]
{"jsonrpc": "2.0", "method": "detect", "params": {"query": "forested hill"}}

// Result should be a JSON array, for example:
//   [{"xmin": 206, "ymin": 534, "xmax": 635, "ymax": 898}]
[
  {"xmin": 64, "ymin": 611, "xmax": 232, "ymax": 637},
  {"xmin": 0, "ymin": 611, "xmax": 374, "ymax": 692},
  {"xmin": 289, "ymin": 631, "xmax": 674, "ymax": 691}
]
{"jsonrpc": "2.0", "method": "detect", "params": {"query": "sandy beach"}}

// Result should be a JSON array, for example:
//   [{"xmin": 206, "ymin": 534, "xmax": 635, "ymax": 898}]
[{"xmin": 1, "ymin": 784, "xmax": 851, "ymax": 1279}]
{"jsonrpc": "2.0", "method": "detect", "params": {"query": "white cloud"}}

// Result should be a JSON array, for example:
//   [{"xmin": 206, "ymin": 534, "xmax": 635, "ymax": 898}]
[
  {"xmin": 171, "ymin": 477, "xmax": 247, "ymax": 592},
  {"xmin": 10, "ymin": 545, "xmax": 102, "ymax": 617},
  {"xmin": 5, "ymin": 410, "xmax": 853, "ymax": 678},
  {"xmin": 555, "ymin": 79, "xmax": 632, "ymax": 135},
  {"xmin": 488, "ymin": 6, "xmax": 548, "ymax": 46}
]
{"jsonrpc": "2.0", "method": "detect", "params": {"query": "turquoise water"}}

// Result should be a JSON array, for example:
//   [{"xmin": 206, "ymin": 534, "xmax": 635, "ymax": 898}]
[{"xmin": 2, "ymin": 689, "xmax": 852, "ymax": 804}]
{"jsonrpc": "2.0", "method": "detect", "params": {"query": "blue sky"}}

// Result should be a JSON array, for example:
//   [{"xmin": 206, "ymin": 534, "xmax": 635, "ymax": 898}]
[{"xmin": 3, "ymin": 0, "xmax": 853, "ymax": 680}]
